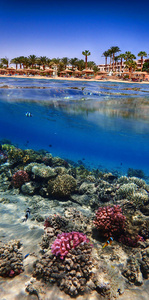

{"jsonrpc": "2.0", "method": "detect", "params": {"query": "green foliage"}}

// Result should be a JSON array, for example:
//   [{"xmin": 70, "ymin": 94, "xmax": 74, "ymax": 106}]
[
  {"xmin": 138, "ymin": 51, "xmax": 147, "ymax": 58},
  {"xmin": 142, "ymin": 61, "xmax": 149, "ymax": 72}
]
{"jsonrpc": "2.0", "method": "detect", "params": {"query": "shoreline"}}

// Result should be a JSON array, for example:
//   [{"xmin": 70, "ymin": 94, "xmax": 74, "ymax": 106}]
[{"xmin": 0, "ymin": 74, "xmax": 149, "ymax": 84}]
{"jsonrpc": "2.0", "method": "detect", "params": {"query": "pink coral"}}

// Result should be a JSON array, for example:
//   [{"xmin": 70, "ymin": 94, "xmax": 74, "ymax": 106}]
[
  {"xmin": 51, "ymin": 231, "xmax": 90, "ymax": 259},
  {"xmin": 118, "ymin": 234, "xmax": 144, "ymax": 247},
  {"xmin": 93, "ymin": 205, "xmax": 126, "ymax": 238},
  {"xmin": 12, "ymin": 170, "xmax": 29, "ymax": 188}
]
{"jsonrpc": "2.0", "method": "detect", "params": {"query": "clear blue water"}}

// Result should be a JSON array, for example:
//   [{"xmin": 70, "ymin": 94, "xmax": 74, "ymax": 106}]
[{"xmin": 1, "ymin": 77, "xmax": 149, "ymax": 175}]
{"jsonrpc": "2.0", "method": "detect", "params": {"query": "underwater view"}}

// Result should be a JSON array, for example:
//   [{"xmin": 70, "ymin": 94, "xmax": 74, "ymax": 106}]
[{"xmin": 0, "ymin": 77, "xmax": 149, "ymax": 300}]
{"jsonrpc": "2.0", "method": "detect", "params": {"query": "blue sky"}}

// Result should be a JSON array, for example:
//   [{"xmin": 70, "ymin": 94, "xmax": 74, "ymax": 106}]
[{"xmin": 0, "ymin": 0, "xmax": 149, "ymax": 64}]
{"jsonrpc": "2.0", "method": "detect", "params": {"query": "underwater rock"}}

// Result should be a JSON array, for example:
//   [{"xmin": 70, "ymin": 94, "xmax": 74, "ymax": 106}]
[
  {"xmin": 21, "ymin": 182, "xmax": 39, "ymax": 195},
  {"xmin": 47, "ymin": 174, "xmax": 77, "ymax": 198},
  {"xmin": 0, "ymin": 240, "xmax": 24, "ymax": 277},
  {"xmin": 79, "ymin": 182, "xmax": 97, "ymax": 195},
  {"xmin": 71, "ymin": 193, "xmax": 91, "ymax": 206}
]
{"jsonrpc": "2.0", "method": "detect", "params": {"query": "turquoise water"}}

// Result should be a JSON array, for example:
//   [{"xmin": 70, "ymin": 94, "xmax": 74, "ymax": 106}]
[{"xmin": 1, "ymin": 77, "xmax": 149, "ymax": 175}]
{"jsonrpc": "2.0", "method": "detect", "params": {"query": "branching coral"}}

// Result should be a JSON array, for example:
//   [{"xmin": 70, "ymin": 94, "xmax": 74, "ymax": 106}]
[
  {"xmin": 93, "ymin": 205, "xmax": 126, "ymax": 238},
  {"xmin": 51, "ymin": 231, "xmax": 90, "ymax": 259}
]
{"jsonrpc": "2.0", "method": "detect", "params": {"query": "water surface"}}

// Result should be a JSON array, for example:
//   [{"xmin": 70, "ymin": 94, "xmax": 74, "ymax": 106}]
[{"xmin": 1, "ymin": 77, "xmax": 149, "ymax": 175}]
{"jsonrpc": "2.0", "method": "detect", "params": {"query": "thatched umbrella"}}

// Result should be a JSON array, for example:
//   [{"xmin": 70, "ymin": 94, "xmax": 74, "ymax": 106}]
[
  {"xmin": 65, "ymin": 69, "xmax": 73, "ymax": 73},
  {"xmin": 16, "ymin": 69, "xmax": 26, "ymax": 73},
  {"xmin": 0, "ymin": 68, "xmax": 7, "ymax": 74},
  {"xmin": 82, "ymin": 69, "xmax": 94, "ymax": 74},
  {"xmin": 73, "ymin": 70, "xmax": 82, "ymax": 74},
  {"xmin": 6, "ymin": 67, "xmax": 16, "ymax": 74}
]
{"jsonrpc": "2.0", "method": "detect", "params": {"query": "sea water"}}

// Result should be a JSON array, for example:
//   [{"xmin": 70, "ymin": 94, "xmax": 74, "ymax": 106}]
[{"xmin": 0, "ymin": 77, "xmax": 149, "ymax": 176}]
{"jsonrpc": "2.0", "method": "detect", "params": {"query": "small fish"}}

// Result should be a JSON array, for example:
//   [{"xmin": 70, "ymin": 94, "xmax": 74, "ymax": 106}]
[
  {"xmin": 103, "ymin": 237, "xmax": 113, "ymax": 249},
  {"xmin": 25, "ymin": 112, "xmax": 32, "ymax": 117},
  {"xmin": 24, "ymin": 253, "xmax": 30, "ymax": 259},
  {"xmin": 23, "ymin": 208, "xmax": 31, "ymax": 222}
]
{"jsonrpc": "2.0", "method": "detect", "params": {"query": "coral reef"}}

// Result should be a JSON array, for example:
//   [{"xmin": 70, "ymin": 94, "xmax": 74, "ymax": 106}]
[
  {"xmin": 47, "ymin": 174, "xmax": 77, "ymax": 198},
  {"xmin": 127, "ymin": 168, "xmax": 146, "ymax": 179},
  {"xmin": 33, "ymin": 242, "xmax": 93, "ymax": 296},
  {"xmin": 0, "ymin": 240, "xmax": 24, "ymax": 277},
  {"xmin": 44, "ymin": 214, "xmax": 68, "ymax": 231},
  {"xmin": 93, "ymin": 205, "xmax": 126, "ymax": 238},
  {"xmin": 51, "ymin": 231, "xmax": 90, "ymax": 259},
  {"xmin": 12, "ymin": 170, "xmax": 29, "ymax": 188},
  {"xmin": 25, "ymin": 162, "xmax": 56, "ymax": 178},
  {"xmin": 119, "ymin": 234, "xmax": 144, "ymax": 247}
]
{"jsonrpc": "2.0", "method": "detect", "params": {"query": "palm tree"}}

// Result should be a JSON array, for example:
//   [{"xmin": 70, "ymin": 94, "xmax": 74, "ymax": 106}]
[
  {"xmin": 38, "ymin": 56, "xmax": 48, "ymax": 70},
  {"xmin": 102, "ymin": 50, "xmax": 109, "ymax": 71},
  {"xmin": 10, "ymin": 57, "xmax": 19, "ymax": 69},
  {"xmin": 87, "ymin": 61, "xmax": 96, "ymax": 69},
  {"xmin": 17, "ymin": 56, "xmax": 26, "ymax": 69},
  {"xmin": 124, "ymin": 51, "xmax": 136, "ymax": 61},
  {"xmin": 47, "ymin": 58, "xmax": 52, "ymax": 68},
  {"xmin": 124, "ymin": 60, "xmax": 137, "ymax": 79},
  {"xmin": 76, "ymin": 59, "xmax": 85, "ymax": 71},
  {"xmin": 1, "ymin": 57, "xmax": 9, "ymax": 68},
  {"xmin": 110, "ymin": 46, "xmax": 121, "ymax": 71},
  {"xmin": 61, "ymin": 57, "xmax": 69, "ymax": 69},
  {"xmin": 28, "ymin": 55, "xmax": 37, "ymax": 68},
  {"xmin": 107, "ymin": 49, "xmax": 113, "ymax": 71},
  {"xmin": 118, "ymin": 53, "xmax": 125, "ymax": 73},
  {"xmin": 22, "ymin": 57, "xmax": 29, "ymax": 69},
  {"xmin": 142, "ymin": 61, "xmax": 149, "ymax": 72},
  {"xmin": 69, "ymin": 58, "xmax": 78, "ymax": 71},
  {"xmin": 82, "ymin": 50, "xmax": 91, "ymax": 69},
  {"xmin": 138, "ymin": 51, "xmax": 147, "ymax": 71},
  {"xmin": 114, "ymin": 56, "xmax": 119, "ymax": 72}
]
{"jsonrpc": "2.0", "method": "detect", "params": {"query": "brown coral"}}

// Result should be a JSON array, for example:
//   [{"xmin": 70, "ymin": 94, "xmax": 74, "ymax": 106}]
[
  {"xmin": 47, "ymin": 174, "xmax": 77, "ymax": 198},
  {"xmin": 0, "ymin": 240, "xmax": 24, "ymax": 277},
  {"xmin": 33, "ymin": 243, "xmax": 93, "ymax": 296}
]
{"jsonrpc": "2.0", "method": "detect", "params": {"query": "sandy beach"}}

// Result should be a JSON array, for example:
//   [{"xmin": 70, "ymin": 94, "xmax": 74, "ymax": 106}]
[{"xmin": 0, "ymin": 74, "xmax": 149, "ymax": 84}]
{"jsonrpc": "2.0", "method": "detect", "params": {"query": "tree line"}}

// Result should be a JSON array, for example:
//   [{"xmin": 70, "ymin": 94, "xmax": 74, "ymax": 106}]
[{"xmin": 0, "ymin": 48, "xmax": 149, "ymax": 73}]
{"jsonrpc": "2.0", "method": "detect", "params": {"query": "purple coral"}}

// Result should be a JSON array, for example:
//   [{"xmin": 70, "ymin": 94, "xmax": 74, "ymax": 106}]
[
  {"xmin": 93, "ymin": 205, "xmax": 126, "ymax": 238},
  {"xmin": 51, "ymin": 231, "xmax": 90, "ymax": 259},
  {"xmin": 12, "ymin": 170, "xmax": 29, "ymax": 188}
]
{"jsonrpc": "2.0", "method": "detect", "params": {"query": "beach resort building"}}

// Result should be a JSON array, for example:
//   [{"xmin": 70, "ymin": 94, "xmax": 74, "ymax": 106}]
[{"xmin": 98, "ymin": 58, "xmax": 149, "ymax": 73}]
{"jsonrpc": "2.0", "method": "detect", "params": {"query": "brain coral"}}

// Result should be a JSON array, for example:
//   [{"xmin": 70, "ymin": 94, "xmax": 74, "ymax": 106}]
[
  {"xmin": 12, "ymin": 170, "xmax": 29, "ymax": 188},
  {"xmin": 47, "ymin": 174, "xmax": 77, "ymax": 198},
  {"xmin": 93, "ymin": 205, "xmax": 126, "ymax": 238},
  {"xmin": 51, "ymin": 231, "xmax": 90, "ymax": 259}
]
